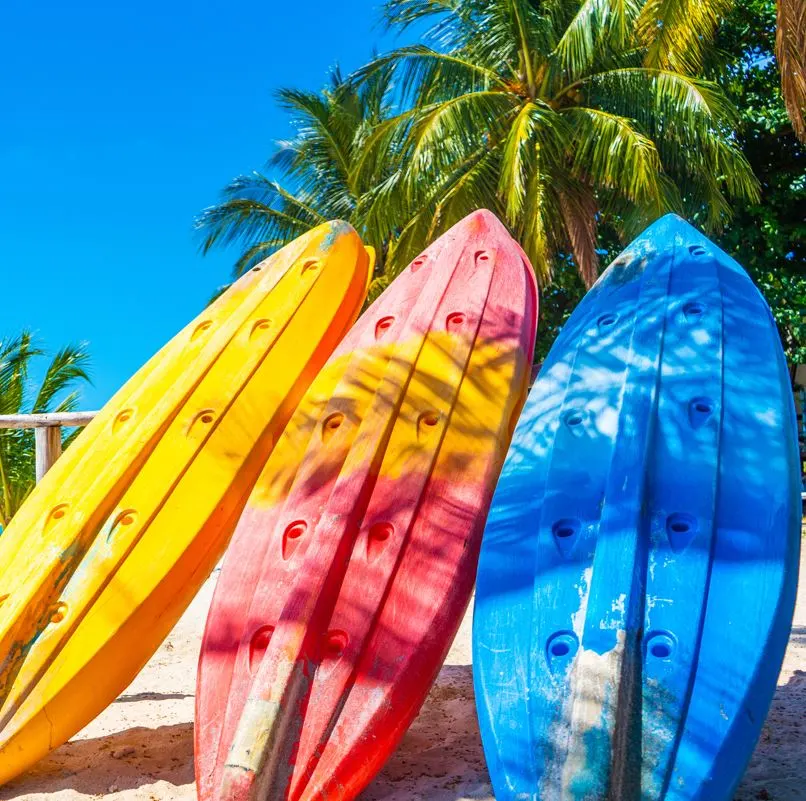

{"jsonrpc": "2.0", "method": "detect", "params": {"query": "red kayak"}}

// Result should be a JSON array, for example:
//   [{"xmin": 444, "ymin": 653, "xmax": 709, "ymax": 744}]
[{"xmin": 195, "ymin": 210, "xmax": 538, "ymax": 801}]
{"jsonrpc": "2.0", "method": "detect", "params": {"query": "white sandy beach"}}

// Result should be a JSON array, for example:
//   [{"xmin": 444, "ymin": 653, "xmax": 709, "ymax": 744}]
[{"xmin": 1, "ymin": 553, "xmax": 804, "ymax": 801}]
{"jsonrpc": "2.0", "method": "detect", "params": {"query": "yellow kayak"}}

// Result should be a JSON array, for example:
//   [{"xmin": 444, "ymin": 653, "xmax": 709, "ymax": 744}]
[{"xmin": 0, "ymin": 221, "xmax": 372, "ymax": 784}]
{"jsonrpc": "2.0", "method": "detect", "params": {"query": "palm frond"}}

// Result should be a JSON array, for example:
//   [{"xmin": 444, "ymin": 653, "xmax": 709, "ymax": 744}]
[
  {"xmin": 562, "ymin": 106, "xmax": 667, "ymax": 209},
  {"xmin": 498, "ymin": 101, "xmax": 569, "ymax": 224},
  {"xmin": 0, "ymin": 334, "xmax": 90, "ymax": 524},
  {"xmin": 637, "ymin": 0, "xmax": 735, "ymax": 74},
  {"xmin": 551, "ymin": 0, "xmax": 642, "ymax": 81},
  {"xmin": 352, "ymin": 45, "xmax": 507, "ymax": 106},
  {"xmin": 0, "ymin": 332, "xmax": 41, "ymax": 416},
  {"xmin": 403, "ymin": 91, "xmax": 517, "ymax": 178},
  {"xmin": 195, "ymin": 172, "xmax": 329, "ymax": 266},
  {"xmin": 556, "ymin": 182, "xmax": 601, "ymax": 287},
  {"xmin": 274, "ymin": 87, "xmax": 353, "ymax": 185},
  {"xmin": 520, "ymin": 156, "xmax": 555, "ymax": 283},
  {"xmin": 32, "ymin": 344, "xmax": 92, "ymax": 414}
]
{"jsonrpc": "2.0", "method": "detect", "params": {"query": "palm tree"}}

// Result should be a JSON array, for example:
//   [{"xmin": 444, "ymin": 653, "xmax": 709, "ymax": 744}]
[
  {"xmin": 353, "ymin": 0, "xmax": 760, "ymax": 286},
  {"xmin": 196, "ymin": 66, "xmax": 400, "ymax": 297},
  {"xmin": 0, "ymin": 332, "xmax": 91, "ymax": 526},
  {"xmin": 776, "ymin": 0, "xmax": 806, "ymax": 140}
]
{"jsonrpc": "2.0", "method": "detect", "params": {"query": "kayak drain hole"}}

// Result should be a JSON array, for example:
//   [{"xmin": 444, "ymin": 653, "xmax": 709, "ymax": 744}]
[
  {"xmin": 286, "ymin": 521, "xmax": 307, "ymax": 540},
  {"xmin": 683, "ymin": 302, "xmax": 706, "ymax": 318},
  {"xmin": 688, "ymin": 245, "xmax": 707, "ymax": 257},
  {"xmin": 192, "ymin": 320, "xmax": 213, "ymax": 340},
  {"xmin": 688, "ymin": 396, "xmax": 715, "ymax": 428},
  {"xmin": 666, "ymin": 513, "xmax": 698, "ymax": 552},
  {"xmin": 667, "ymin": 513, "xmax": 697, "ymax": 536},
  {"xmin": 552, "ymin": 518, "xmax": 580, "ymax": 540},
  {"xmin": 446, "ymin": 312, "xmax": 466, "ymax": 328},
  {"xmin": 563, "ymin": 410, "xmax": 584, "ymax": 428},
  {"xmin": 50, "ymin": 603, "xmax": 67, "ymax": 624},
  {"xmin": 324, "ymin": 413, "xmax": 344, "ymax": 432},
  {"xmin": 249, "ymin": 625, "xmax": 275, "ymax": 671},
  {"xmin": 598, "ymin": 313, "xmax": 618, "ymax": 329},
  {"xmin": 369, "ymin": 522, "xmax": 394, "ymax": 542},
  {"xmin": 646, "ymin": 631, "xmax": 675, "ymax": 661},
  {"xmin": 282, "ymin": 521, "xmax": 307, "ymax": 559},
  {"xmin": 375, "ymin": 316, "xmax": 394, "ymax": 338},
  {"xmin": 547, "ymin": 631, "xmax": 578, "ymax": 660},
  {"xmin": 475, "ymin": 250, "xmax": 490, "ymax": 262},
  {"xmin": 421, "ymin": 411, "xmax": 439, "ymax": 428},
  {"xmin": 411, "ymin": 256, "xmax": 426, "ymax": 272},
  {"xmin": 326, "ymin": 630, "xmax": 348, "ymax": 658}
]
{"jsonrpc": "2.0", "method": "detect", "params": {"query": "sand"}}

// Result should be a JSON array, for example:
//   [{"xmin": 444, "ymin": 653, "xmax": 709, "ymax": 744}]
[{"xmin": 2, "ymin": 555, "xmax": 804, "ymax": 801}]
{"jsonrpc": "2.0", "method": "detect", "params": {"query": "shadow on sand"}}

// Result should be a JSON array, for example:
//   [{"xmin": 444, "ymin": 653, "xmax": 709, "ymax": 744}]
[
  {"xmin": 0, "ymin": 723, "xmax": 193, "ymax": 799},
  {"xmin": 734, "ymin": 667, "xmax": 806, "ymax": 801},
  {"xmin": 2, "ymin": 643, "xmax": 806, "ymax": 800}
]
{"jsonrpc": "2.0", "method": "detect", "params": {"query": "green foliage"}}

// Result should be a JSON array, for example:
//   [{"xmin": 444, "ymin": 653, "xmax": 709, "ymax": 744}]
[
  {"xmin": 0, "ymin": 333, "xmax": 91, "ymax": 526},
  {"xmin": 533, "ymin": 261, "xmax": 587, "ymax": 363},
  {"xmin": 198, "ymin": 0, "xmax": 759, "ymax": 298},
  {"xmin": 711, "ymin": 0, "xmax": 806, "ymax": 369},
  {"xmin": 197, "ymin": 0, "xmax": 802, "ymax": 371},
  {"xmin": 360, "ymin": 0, "xmax": 758, "ymax": 285},
  {"xmin": 195, "ymin": 66, "xmax": 403, "ymax": 299}
]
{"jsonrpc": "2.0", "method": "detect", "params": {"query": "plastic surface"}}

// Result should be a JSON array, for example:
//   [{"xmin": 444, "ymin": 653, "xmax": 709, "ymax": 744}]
[
  {"xmin": 0, "ymin": 221, "xmax": 371, "ymax": 784},
  {"xmin": 195, "ymin": 210, "xmax": 538, "ymax": 801},
  {"xmin": 473, "ymin": 214, "xmax": 801, "ymax": 800}
]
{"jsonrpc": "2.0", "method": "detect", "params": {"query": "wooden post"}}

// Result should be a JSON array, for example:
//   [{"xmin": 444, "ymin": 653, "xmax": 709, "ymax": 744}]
[
  {"xmin": 35, "ymin": 426, "xmax": 62, "ymax": 482},
  {"xmin": 0, "ymin": 411, "xmax": 99, "ymax": 483}
]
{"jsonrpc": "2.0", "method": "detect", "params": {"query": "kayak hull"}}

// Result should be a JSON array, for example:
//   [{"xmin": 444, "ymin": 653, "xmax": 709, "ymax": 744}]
[
  {"xmin": 196, "ymin": 209, "xmax": 538, "ymax": 801},
  {"xmin": 473, "ymin": 214, "xmax": 801, "ymax": 801},
  {"xmin": 0, "ymin": 222, "xmax": 371, "ymax": 784}
]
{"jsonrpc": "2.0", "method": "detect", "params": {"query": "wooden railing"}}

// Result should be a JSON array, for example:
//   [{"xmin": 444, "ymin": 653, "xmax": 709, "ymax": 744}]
[{"xmin": 0, "ymin": 412, "xmax": 99, "ymax": 482}]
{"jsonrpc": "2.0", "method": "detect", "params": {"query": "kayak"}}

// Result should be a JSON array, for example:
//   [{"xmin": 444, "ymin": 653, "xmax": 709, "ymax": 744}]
[
  {"xmin": 473, "ymin": 213, "xmax": 801, "ymax": 800},
  {"xmin": 0, "ymin": 221, "xmax": 371, "ymax": 784},
  {"xmin": 195, "ymin": 209, "xmax": 538, "ymax": 801}
]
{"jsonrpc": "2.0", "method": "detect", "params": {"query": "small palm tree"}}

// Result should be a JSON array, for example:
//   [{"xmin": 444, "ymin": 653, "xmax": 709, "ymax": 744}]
[
  {"xmin": 354, "ymin": 0, "xmax": 760, "ymax": 286},
  {"xmin": 0, "ymin": 332, "xmax": 91, "ymax": 526},
  {"xmin": 196, "ymin": 66, "xmax": 399, "ymax": 296}
]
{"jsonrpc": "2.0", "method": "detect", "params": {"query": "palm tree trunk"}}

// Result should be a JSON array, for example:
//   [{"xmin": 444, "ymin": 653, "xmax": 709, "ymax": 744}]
[{"xmin": 777, "ymin": 0, "xmax": 806, "ymax": 141}]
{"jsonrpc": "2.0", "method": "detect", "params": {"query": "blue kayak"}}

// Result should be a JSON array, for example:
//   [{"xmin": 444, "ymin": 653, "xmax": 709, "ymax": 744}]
[{"xmin": 473, "ymin": 214, "xmax": 801, "ymax": 801}]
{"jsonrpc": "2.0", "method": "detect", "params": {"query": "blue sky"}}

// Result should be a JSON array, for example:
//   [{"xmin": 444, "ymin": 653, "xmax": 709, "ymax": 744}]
[{"xmin": 1, "ymin": 1, "xmax": 408, "ymax": 408}]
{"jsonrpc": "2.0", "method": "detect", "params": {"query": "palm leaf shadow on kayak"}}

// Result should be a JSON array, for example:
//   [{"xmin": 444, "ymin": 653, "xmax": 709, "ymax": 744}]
[
  {"xmin": 474, "ymin": 223, "xmax": 800, "ymax": 801},
  {"xmin": 198, "ymin": 287, "xmax": 535, "ymax": 801}
]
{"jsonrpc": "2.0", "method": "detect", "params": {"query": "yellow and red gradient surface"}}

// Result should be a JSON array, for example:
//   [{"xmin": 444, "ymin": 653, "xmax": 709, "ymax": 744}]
[
  {"xmin": 0, "ymin": 222, "xmax": 371, "ymax": 785},
  {"xmin": 196, "ymin": 210, "xmax": 539, "ymax": 801}
]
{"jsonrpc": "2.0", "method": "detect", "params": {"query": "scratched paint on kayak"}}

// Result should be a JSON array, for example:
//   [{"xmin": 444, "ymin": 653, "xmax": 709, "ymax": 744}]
[
  {"xmin": 473, "ymin": 214, "xmax": 801, "ymax": 801},
  {"xmin": 195, "ymin": 210, "xmax": 538, "ymax": 801},
  {"xmin": 0, "ymin": 221, "xmax": 371, "ymax": 785}
]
